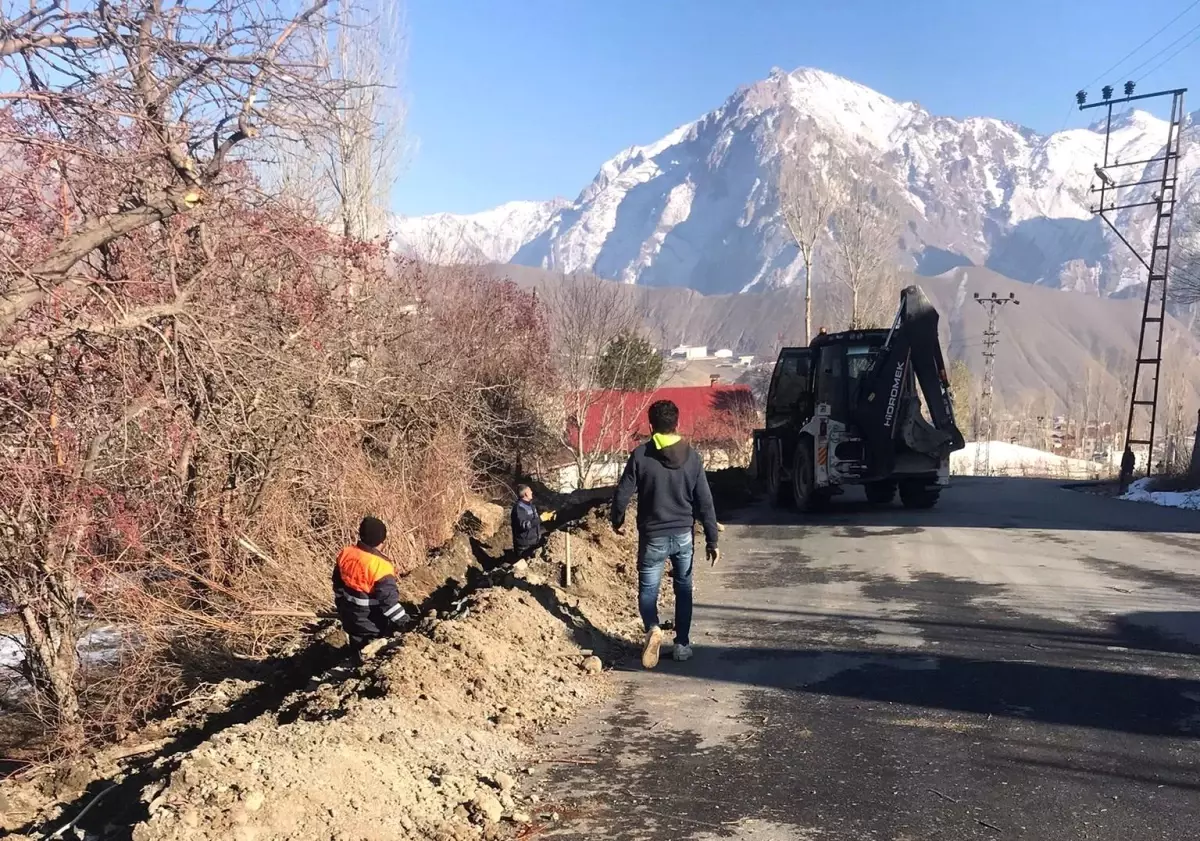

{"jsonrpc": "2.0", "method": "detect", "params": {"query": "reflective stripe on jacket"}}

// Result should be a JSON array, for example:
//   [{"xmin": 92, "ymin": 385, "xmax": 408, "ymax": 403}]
[{"xmin": 332, "ymin": 544, "xmax": 407, "ymax": 639}]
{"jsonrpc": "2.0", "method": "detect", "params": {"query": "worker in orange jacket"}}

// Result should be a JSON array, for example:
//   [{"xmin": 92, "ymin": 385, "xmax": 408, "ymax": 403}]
[{"xmin": 332, "ymin": 516, "xmax": 411, "ymax": 657}]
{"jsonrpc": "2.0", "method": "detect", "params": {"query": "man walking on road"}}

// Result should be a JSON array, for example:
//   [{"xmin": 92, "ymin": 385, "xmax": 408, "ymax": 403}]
[{"xmin": 611, "ymin": 399, "xmax": 720, "ymax": 669}]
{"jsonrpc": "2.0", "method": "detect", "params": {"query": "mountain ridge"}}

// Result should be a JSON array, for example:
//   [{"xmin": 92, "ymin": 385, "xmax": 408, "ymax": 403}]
[{"xmin": 394, "ymin": 67, "xmax": 1196, "ymax": 299}]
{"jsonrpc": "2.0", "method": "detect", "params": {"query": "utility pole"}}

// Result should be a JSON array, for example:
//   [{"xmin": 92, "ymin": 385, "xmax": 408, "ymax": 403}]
[
  {"xmin": 973, "ymin": 291, "xmax": 1020, "ymax": 476},
  {"xmin": 1078, "ymin": 81, "xmax": 1186, "ymax": 475}
]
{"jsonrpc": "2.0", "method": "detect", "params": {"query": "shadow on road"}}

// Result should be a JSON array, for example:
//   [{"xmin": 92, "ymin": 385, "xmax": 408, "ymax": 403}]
[
  {"xmin": 991, "ymin": 742, "xmax": 1200, "ymax": 792},
  {"xmin": 728, "ymin": 477, "xmax": 1200, "ymax": 535},
  {"xmin": 588, "ymin": 595, "xmax": 1200, "ymax": 739},
  {"xmin": 693, "ymin": 602, "xmax": 1200, "ymax": 657},
  {"xmin": 627, "ymin": 642, "xmax": 1200, "ymax": 738}
]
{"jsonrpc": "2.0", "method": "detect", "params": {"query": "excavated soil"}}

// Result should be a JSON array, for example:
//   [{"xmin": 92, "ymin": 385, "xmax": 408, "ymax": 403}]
[
  {"xmin": 1, "ymin": 493, "xmax": 704, "ymax": 841},
  {"xmin": 131, "ymin": 586, "xmax": 610, "ymax": 841}
]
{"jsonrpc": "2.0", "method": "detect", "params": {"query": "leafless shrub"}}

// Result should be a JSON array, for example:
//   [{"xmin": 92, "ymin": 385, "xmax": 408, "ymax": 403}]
[
  {"xmin": 0, "ymin": 1, "xmax": 550, "ymax": 753},
  {"xmin": 695, "ymin": 388, "xmax": 759, "ymax": 468},
  {"xmin": 544, "ymin": 275, "xmax": 663, "ymax": 489}
]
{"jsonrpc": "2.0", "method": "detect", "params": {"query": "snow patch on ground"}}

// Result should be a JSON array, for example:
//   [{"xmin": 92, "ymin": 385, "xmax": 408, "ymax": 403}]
[
  {"xmin": 951, "ymin": 441, "xmax": 1105, "ymax": 479},
  {"xmin": 0, "ymin": 625, "xmax": 123, "ymax": 671},
  {"xmin": 0, "ymin": 635, "xmax": 21, "ymax": 670},
  {"xmin": 1121, "ymin": 477, "xmax": 1200, "ymax": 511}
]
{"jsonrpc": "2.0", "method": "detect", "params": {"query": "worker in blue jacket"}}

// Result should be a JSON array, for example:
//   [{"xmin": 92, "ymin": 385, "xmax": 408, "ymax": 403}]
[{"xmin": 511, "ymin": 484, "xmax": 553, "ymax": 560}]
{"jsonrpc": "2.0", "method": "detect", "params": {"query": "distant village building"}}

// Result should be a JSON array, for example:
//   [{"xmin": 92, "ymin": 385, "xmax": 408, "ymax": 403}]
[
  {"xmin": 670, "ymin": 345, "xmax": 709, "ymax": 360},
  {"xmin": 538, "ymin": 385, "xmax": 758, "ymax": 491},
  {"xmin": 714, "ymin": 348, "xmax": 734, "ymax": 359},
  {"xmin": 738, "ymin": 355, "xmax": 755, "ymax": 366}
]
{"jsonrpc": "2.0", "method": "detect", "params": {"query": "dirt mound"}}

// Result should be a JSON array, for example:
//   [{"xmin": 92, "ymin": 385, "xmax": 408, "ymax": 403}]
[
  {"xmin": 3, "ymin": 501, "xmax": 653, "ymax": 841},
  {"xmin": 706, "ymin": 467, "xmax": 757, "ymax": 514},
  {"xmin": 457, "ymin": 499, "xmax": 506, "ymax": 541},
  {"xmin": 132, "ymin": 586, "xmax": 609, "ymax": 841},
  {"xmin": 4, "ymin": 491, "xmax": 716, "ymax": 841},
  {"xmin": 540, "ymin": 506, "xmax": 667, "ymax": 647}
]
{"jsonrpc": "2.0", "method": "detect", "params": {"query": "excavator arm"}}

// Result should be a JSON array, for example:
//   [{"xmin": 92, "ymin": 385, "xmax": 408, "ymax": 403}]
[{"xmin": 853, "ymin": 286, "xmax": 966, "ymax": 473}]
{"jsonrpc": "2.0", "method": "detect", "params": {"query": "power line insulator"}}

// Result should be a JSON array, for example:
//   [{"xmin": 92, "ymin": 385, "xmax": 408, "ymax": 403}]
[
  {"xmin": 1076, "ymin": 90, "xmax": 1088, "ymax": 106},
  {"xmin": 1102, "ymin": 85, "xmax": 1114, "ymax": 101},
  {"xmin": 1124, "ymin": 80, "xmax": 1135, "ymax": 97}
]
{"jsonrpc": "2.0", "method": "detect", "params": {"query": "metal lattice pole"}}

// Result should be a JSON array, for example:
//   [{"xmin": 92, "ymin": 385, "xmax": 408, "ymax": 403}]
[
  {"xmin": 973, "ymin": 292, "xmax": 1019, "ymax": 476},
  {"xmin": 1078, "ymin": 83, "xmax": 1185, "ymax": 475}
]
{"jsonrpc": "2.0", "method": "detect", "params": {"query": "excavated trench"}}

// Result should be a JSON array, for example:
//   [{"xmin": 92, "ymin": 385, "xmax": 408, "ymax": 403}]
[{"xmin": 11, "ymin": 496, "xmax": 623, "ymax": 841}]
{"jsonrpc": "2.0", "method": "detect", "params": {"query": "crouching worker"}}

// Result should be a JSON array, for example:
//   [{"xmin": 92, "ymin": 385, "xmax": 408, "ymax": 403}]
[
  {"xmin": 511, "ymin": 484, "xmax": 554, "ymax": 561},
  {"xmin": 333, "ymin": 516, "xmax": 412, "ymax": 658}
]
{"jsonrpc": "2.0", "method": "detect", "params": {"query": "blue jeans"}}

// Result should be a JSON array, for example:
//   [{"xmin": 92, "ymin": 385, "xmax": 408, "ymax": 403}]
[{"xmin": 637, "ymin": 532, "xmax": 694, "ymax": 646}]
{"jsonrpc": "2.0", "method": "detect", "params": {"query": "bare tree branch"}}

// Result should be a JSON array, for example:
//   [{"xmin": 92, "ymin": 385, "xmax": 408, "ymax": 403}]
[
  {"xmin": 778, "ymin": 144, "xmax": 842, "ymax": 344},
  {"xmin": 829, "ymin": 168, "xmax": 901, "ymax": 330},
  {"xmin": 0, "ymin": 0, "xmax": 337, "ymax": 335}
]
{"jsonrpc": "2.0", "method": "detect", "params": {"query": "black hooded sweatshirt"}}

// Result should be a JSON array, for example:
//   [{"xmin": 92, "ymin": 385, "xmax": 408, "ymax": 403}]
[{"xmin": 611, "ymin": 436, "xmax": 719, "ymax": 546}]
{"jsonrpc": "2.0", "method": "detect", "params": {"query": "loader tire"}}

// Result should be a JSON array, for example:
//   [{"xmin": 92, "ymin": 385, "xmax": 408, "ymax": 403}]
[
  {"xmin": 765, "ymin": 440, "xmax": 792, "ymax": 508},
  {"xmin": 792, "ymin": 440, "xmax": 827, "ymax": 512},
  {"xmin": 899, "ymin": 481, "xmax": 939, "ymax": 509},
  {"xmin": 865, "ymin": 481, "xmax": 897, "ymax": 505}
]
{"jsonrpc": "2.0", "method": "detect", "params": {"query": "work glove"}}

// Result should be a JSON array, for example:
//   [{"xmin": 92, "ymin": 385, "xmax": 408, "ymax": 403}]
[
  {"xmin": 540, "ymin": 511, "xmax": 555, "ymax": 523},
  {"xmin": 706, "ymin": 545, "xmax": 720, "ymax": 567},
  {"xmin": 611, "ymin": 514, "xmax": 625, "ymax": 535}
]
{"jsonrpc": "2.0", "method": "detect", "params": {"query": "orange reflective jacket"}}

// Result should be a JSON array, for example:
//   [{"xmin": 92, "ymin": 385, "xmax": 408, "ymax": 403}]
[{"xmin": 332, "ymin": 544, "xmax": 406, "ymax": 639}]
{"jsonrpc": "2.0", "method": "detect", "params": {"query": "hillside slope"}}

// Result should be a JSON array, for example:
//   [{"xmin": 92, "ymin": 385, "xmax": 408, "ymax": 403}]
[{"xmin": 495, "ymin": 264, "xmax": 1200, "ymax": 413}]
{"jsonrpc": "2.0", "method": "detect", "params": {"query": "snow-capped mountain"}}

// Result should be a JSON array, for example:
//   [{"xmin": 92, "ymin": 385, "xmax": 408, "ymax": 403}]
[
  {"xmin": 391, "ymin": 198, "xmax": 569, "ymax": 264},
  {"xmin": 393, "ymin": 67, "xmax": 1195, "ymax": 296}
]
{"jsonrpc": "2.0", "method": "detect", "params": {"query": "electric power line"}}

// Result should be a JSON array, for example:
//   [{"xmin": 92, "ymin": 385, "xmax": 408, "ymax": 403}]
[
  {"xmin": 1082, "ymin": 0, "xmax": 1200, "ymax": 90},
  {"xmin": 1059, "ymin": 3, "xmax": 1200, "ymax": 179},
  {"xmin": 1124, "ymin": 17, "xmax": 1200, "ymax": 79},
  {"xmin": 1138, "ymin": 27, "xmax": 1200, "ymax": 81}
]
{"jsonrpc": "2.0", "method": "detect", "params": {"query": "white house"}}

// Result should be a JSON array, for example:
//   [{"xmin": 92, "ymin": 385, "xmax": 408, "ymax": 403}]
[
  {"xmin": 714, "ymin": 348, "xmax": 734, "ymax": 359},
  {"xmin": 670, "ymin": 345, "xmax": 708, "ymax": 360},
  {"xmin": 738, "ymin": 355, "xmax": 755, "ymax": 366}
]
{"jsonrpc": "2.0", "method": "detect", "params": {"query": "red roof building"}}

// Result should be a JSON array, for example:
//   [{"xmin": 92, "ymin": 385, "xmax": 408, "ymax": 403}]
[{"xmin": 566, "ymin": 384, "xmax": 757, "ymax": 455}]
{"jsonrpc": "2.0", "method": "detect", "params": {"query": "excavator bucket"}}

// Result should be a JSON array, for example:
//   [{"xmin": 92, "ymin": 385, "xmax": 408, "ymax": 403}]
[{"xmin": 854, "ymin": 286, "xmax": 966, "ymax": 473}]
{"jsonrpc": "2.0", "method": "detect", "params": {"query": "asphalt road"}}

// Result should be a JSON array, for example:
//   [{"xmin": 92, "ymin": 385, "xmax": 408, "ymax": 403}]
[{"xmin": 538, "ymin": 478, "xmax": 1200, "ymax": 841}]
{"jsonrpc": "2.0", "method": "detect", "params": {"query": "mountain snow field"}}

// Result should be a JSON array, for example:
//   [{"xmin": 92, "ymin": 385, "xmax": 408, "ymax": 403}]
[{"xmin": 393, "ymin": 67, "xmax": 1194, "ymax": 298}]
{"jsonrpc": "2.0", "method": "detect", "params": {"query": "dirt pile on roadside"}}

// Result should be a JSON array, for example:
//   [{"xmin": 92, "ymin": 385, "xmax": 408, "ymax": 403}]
[
  {"xmin": 132, "ymin": 584, "xmax": 610, "ymax": 841},
  {"xmin": 538, "ymin": 504, "xmax": 670, "ymax": 647},
  {"xmin": 2, "ymin": 495, "xmax": 653, "ymax": 841}
]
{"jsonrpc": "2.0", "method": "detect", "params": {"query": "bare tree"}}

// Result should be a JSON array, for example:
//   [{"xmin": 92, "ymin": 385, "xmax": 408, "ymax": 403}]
[
  {"xmin": 1156, "ymin": 343, "xmax": 1197, "ymax": 473},
  {"xmin": 778, "ymin": 147, "xmax": 841, "ymax": 345},
  {"xmin": 829, "ymin": 175, "xmax": 901, "ymax": 330},
  {"xmin": 1169, "ymin": 170, "xmax": 1200, "ymax": 304},
  {"xmin": 266, "ymin": 0, "xmax": 408, "ymax": 242},
  {"xmin": 0, "ymin": 0, "xmax": 343, "ymax": 748},
  {"xmin": 0, "ymin": 0, "xmax": 342, "ymax": 336},
  {"xmin": 545, "ymin": 276, "xmax": 662, "ymax": 489}
]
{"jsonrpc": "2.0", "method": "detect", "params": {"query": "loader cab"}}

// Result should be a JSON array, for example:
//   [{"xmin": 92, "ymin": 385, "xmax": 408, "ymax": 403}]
[
  {"xmin": 809, "ymin": 329, "xmax": 890, "ymax": 421},
  {"xmin": 764, "ymin": 347, "xmax": 812, "ymax": 428},
  {"xmin": 765, "ymin": 330, "xmax": 890, "ymax": 428}
]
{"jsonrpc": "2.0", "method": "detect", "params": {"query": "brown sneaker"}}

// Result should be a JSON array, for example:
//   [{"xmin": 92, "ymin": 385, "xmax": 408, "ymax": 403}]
[{"xmin": 642, "ymin": 626, "xmax": 664, "ymax": 669}]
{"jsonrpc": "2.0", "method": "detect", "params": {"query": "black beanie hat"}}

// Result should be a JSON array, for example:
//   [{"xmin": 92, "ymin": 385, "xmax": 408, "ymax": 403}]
[{"xmin": 358, "ymin": 516, "xmax": 387, "ymax": 547}]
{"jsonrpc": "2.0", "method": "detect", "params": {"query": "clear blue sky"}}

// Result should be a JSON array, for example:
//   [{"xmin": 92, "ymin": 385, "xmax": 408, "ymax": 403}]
[{"xmin": 395, "ymin": 0, "xmax": 1200, "ymax": 216}]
